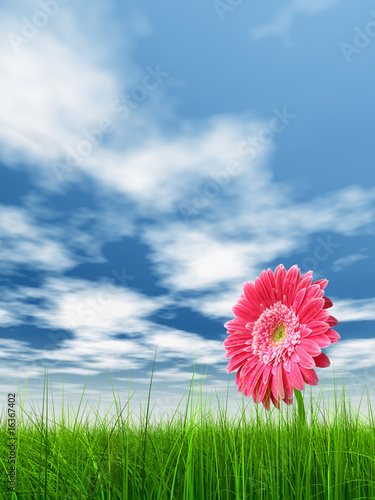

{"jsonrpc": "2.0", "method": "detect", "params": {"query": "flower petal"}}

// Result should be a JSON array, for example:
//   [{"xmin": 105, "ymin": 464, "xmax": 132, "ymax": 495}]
[
  {"xmin": 237, "ymin": 295, "xmax": 261, "ymax": 316},
  {"xmin": 288, "ymin": 361, "xmax": 304, "ymax": 391},
  {"xmin": 267, "ymin": 268, "xmax": 277, "ymax": 288},
  {"xmin": 245, "ymin": 322, "xmax": 255, "ymax": 331},
  {"xmin": 271, "ymin": 365, "xmax": 285, "ymax": 400},
  {"xmin": 282, "ymin": 365, "xmax": 294, "ymax": 399},
  {"xmin": 295, "ymin": 346, "xmax": 316, "ymax": 369},
  {"xmin": 224, "ymin": 317, "xmax": 247, "ymax": 331},
  {"xmin": 225, "ymin": 345, "xmax": 248, "ymax": 358},
  {"xmin": 235, "ymin": 366, "xmax": 244, "ymax": 390},
  {"xmin": 292, "ymin": 287, "xmax": 306, "ymax": 314},
  {"xmin": 327, "ymin": 315, "xmax": 339, "ymax": 327},
  {"xmin": 270, "ymin": 392, "xmax": 281, "ymax": 409},
  {"xmin": 262, "ymin": 390, "xmax": 274, "ymax": 410},
  {"xmin": 246, "ymin": 363, "xmax": 266, "ymax": 396},
  {"xmin": 240, "ymin": 355, "xmax": 260, "ymax": 378},
  {"xmin": 299, "ymin": 297, "xmax": 325, "ymax": 323},
  {"xmin": 295, "ymin": 270, "xmax": 313, "ymax": 294},
  {"xmin": 262, "ymin": 364, "xmax": 272, "ymax": 385},
  {"xmin": 312, "ymin": 279, "xmax": 328, "ymax": 290},
  {"xmin": 232, "ymin": 303, "xmax": 258, "ymax": 322},
  {"xmin": 284, "ymin": 265, "xmax": 301, "ymax": 307},
  {"xmin": 282, "ymin": 394, "xmax": 294, "ymax": 406},
  {"xmin": 306, "ymin": 321, "xmax": 330, "ymax": 335},
  {"xmin": 315, "ymin": 308, "xmax": 330, "ymax": 323},
  {"xmin": 290, "ymin": 351, "xmax": 300, "ymax": 363},
  {"xmin": 253, "ymin": 368, "xmax": 271, "ymax": 402},
  {"xmin": 283, "ymin": 356, "xmax": 291, "ymax": 372},
  {"xmin": 254, "ymin": 276, "xmax": 274, "ymax": 308},
  {"xmin": 325, "ymin": 328, "xmax": 340, "ymax": 343},
  {"xmin": 243, "ymin": 282, "xmax": 264, "ymax": 315},
  {"xmin": 294, "ymin": 285, "xmax": 322, "ymax": 315},
  {"xmin": 299, "ymin": 338, "xmax": 322, "ymax": 356},
  {"xmin": 260, "ymin": 270, "xmax": 277, "ymax": 303},
  {"xmin": 224, "ymin": 333, "xmax": 245, "ymax": 344},
  {"xmin": 227, "ymin": 351, "xmax": 251, "ymax": 373},
  {"xmin": 300, "ymin": 367, "xmax": 319, "ymax": 386},
  {"xmin": 224, "ymin": 333, "xmax": 251, "ymax": 348},
  {"xmin": 323, "ymin": 296, "xmax": 333, "ymax": 309},
  {"xmin": 306, "ymin": 333, "xmax": 331, "ymax": 348},
  {"xmin": 275, "ymin": 264, "xmax": 287, "ymax": 302},
  {"xmin": 314, "ymin": 351, "xmax": 331, "ymax": 368}
]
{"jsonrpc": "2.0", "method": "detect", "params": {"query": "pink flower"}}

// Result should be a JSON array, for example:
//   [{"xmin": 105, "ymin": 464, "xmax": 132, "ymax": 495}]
[{"xmin": 224, "ymin": 264, "xmax": 340, "ymax": 410}]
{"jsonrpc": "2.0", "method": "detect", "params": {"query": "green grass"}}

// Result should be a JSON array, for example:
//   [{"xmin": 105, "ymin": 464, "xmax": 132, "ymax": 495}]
[{"xmin": 1, "ymin": 349, "xmax": 374, "ymax": 499}]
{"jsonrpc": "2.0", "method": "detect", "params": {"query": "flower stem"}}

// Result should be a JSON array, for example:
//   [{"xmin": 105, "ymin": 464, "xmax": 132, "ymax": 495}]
[{"xmin": 293, "ymin": 388, "xmax": 306, "ymax": 426}]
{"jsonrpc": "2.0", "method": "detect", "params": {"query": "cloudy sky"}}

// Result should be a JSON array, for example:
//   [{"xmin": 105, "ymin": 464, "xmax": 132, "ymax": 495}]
[{"xmin": 0, "ymin": 0, "xmax": 375, "ymax": 427}]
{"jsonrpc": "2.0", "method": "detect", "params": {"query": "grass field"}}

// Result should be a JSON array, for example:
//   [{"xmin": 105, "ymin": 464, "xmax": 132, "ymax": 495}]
[{"xmin": 1, "ymin": 352, "xmax": 374, "ymax": 499}]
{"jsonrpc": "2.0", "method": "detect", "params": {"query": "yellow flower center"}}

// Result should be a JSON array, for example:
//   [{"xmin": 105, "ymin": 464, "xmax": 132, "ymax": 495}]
[{"xmin": 271, "ymin": 325, "xmax": 286, "ymax": 343}]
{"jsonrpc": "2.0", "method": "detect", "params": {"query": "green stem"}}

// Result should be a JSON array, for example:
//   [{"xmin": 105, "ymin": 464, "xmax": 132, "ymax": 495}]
[{"xmin": 294, "ymin": 388, "xmax": 306, "ymax": 426}]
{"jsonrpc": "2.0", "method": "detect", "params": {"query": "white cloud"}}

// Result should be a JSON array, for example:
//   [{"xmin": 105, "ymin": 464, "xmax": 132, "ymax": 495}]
[
  {"xmin": 325, "ymin": 338, "xmax": 375, "ymax": 372},
  {"xmin": 0, "ymin": 196, "xmax": 138, "ymax": 275},
  {"xmin": 0, "ymin": 4, "xmax": 147, "ymax": 191},
  {"xmin": 143, "ymin": 328, "xmax": 225, "ymax": 367},
  {"xmin": 184, "ymin": 286, "xmax": 242, "ymax": 321},
  {"xmin": 142, "ymin": 224, "xmax": 269, "ymax": 292},
  {"xmin": 226, "ymin": 185, "xmax": 375, "ymax": 238},
  {"xmin": 329, "ymin": 297, "xmax": 375, "ymax": 322},
  {"xmin": 250, "ymin": 0, "xmax": 339, "ymax": 46},
  {"xmin": 0, "ymin": 204, "xmax": 76, "ymax": 272},
  {"xmin": 0, "ymin": 34, "xmax": 121, "ymax": 167},
  {"xmin": 74, "ymin": 114, "xmax": 269, "ymax": 213},
  {"xmin": 0, "ymin": 308, "xmax": 18, "ymax": 327},
  {"xmin": 0, "ymin": 276, "xmax": 227, "ymax": 378},
  {"xmin": 24, "ymin": 277, "xmax": 168, "ymax": 336},
  {"xmin": 138, "ymin": 184, "xmax": 375, "ymax": 299},
  {"xmin": 331, "ymin": 250, "xmax": 369, "ymax": 272}
]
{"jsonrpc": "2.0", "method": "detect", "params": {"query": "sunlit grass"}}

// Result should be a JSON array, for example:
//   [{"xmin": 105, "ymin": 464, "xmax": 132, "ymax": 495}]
[{"xmin": 1, "ymin": 349, "xmax": 374, "ymax": 499}]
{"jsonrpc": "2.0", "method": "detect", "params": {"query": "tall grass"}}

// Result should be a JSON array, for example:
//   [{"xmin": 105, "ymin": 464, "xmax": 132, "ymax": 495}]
[{"xmin": 1, "ymin": 349, "xmax": 374, "ymax": 499}]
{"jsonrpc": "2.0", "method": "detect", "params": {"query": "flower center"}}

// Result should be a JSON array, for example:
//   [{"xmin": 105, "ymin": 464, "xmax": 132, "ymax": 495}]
[
  {"xmin": 272, "ymin": 324, "xmax": 286, "ymax": 343},
  {"xmin": 250, "ymin": 301, "xmax": 301, "ymax": 367}
]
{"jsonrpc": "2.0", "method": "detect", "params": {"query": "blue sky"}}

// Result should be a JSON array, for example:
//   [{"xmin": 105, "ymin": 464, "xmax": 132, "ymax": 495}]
[{"xmin": 1, "ymin": 0, "xmax": 375, "ymax": 426}]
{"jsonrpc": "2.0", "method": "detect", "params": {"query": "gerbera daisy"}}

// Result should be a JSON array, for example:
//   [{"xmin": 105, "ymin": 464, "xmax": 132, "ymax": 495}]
[{"xmin": 224, "ymin": 264, "xmax": 340, "ymax": 410}]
